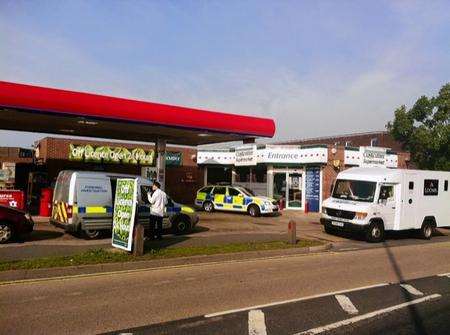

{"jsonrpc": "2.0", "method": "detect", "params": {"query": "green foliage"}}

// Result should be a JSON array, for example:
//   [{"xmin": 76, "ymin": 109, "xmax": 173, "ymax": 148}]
[{"xmin": 387, "ymin": 83, "xmax": 450, "ymax": 170}]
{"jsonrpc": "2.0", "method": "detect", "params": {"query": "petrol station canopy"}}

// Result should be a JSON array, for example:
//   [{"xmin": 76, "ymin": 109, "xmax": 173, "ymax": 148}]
[{"xmin": 0, "ymin": 81, "xmax": 275, "ymax": 146}]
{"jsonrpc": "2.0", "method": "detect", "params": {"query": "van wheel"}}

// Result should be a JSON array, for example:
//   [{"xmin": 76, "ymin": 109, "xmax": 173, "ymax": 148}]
[
  {"xmin": 203, "ymin": 201, "xmax": 214, "ymax": 212},
  {"xmin": 324, "ymin": 224, "xmax": 335, "ymax": 235},
  {"xmin": 248, "ymin": 205, "xmax": 261, "ymax": 217},
  {"xmin": 365, "ymin": 221, "xmax": 384, "ymax": 243},
  {"xmin": 419, "ymin": 222, "xmax": 434, "ymax": 240},
  {"xmin": 84, "ymin": 229, "xmax": 101, "ymax": 239},
  {"xmin": 0, "ymin": 222, "xmax": 13, "ymax": 244},
  {"xmin": 173, "ymin": 216, "xmax": 191, "ymax": 235}
]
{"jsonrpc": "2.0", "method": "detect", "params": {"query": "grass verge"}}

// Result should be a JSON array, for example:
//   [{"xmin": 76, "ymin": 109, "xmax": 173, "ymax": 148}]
[{"xmin": 0, "ymin": 239, "xmax": 322, "ymax": 272}]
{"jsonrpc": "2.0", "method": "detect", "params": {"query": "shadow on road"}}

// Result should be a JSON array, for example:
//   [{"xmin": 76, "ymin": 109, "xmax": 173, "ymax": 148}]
[{"xmin": 383, "ymin": 241, "xmax": 429, "ymax": 334}]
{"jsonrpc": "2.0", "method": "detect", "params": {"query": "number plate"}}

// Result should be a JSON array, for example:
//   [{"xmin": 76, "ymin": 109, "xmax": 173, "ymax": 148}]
[{"xmin": 331, "ymin": 221, "xmax": 344, "ymax": 227}]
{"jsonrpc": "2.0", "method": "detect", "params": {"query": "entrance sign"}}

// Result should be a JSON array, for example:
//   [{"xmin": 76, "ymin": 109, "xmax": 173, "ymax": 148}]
[
  {"xmin": 235, "ymin": 145, "xmax": 257, "ymax": 166},
  {"xmin": 69, "ymin": 144, "xmax": 155, "ymax": 165},
  {"xmin": 112, "ymin": 178, "xmax": 138, "ymax": 251},
  {"xmin": 360, "ymin": 147, "xmax": 386, "ymax": 167}
]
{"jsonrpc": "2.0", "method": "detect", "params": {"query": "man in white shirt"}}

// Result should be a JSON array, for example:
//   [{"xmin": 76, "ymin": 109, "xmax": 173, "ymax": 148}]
[{"xmin": 147, "ymin": 181, "xmax": 167, "ymax": 240}]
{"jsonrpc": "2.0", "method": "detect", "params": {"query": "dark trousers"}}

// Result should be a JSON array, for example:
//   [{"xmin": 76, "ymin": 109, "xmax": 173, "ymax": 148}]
[{"xmin": 149, "ymin": 215, "xmax": 163, "ymax": 239}]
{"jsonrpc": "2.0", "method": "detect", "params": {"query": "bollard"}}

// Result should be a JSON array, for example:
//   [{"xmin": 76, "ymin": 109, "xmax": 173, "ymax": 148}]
[
  {"xmin": 287, "ymin": 220, "xmax": 297, "ymax": 244},
  {"xmin": 133, "ymin": 224, "xmax": 145, "ymax": 256},
  {"xmin": 304, "ymin": 201, "xmax": 309, "ymax": 214}
]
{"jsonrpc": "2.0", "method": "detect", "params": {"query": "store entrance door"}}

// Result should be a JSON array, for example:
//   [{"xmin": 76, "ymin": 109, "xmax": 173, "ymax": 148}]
[
  {"xmin": 272, "ymin": 169, "xmax": 304, "ymax": 210},
  {"xmin": 287, "ymin": 172, "xmax": 302, "ymax": 209}
]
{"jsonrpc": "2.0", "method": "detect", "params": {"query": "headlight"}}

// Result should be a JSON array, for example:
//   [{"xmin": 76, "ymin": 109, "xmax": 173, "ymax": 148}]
[
  {"xmin": 355, "ymin": 212, "xmax": 367, "ymax": 220},
  {"xmin": 24, "ymin": 213, "xmax": 31, "ymax": 220},
  {"xmin": 322, "ymin": 207, "xmax": 327, "ymax": 214}
]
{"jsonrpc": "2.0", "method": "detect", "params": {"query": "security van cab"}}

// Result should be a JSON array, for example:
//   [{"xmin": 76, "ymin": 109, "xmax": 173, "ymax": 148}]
[
  {"xmin": 51, "ymin": 170, "xmax": 198, "ymax": 238},
  {"xmin": 195, "ymin": 184, "xmax": 279, "ymax": 217},
  {"xmin": 321, "ymin": 167, "xmax": 450, "ymax": 242}
]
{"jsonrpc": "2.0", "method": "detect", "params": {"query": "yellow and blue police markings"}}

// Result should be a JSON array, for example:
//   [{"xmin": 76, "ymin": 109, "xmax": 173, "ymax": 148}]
[
  {"xmin": 195, "ymin": 188, "xmax": 278, "ymax": 214},
  {"xmin": 52, "ymin": 202, "xmax": 113, "ymax": 223}
]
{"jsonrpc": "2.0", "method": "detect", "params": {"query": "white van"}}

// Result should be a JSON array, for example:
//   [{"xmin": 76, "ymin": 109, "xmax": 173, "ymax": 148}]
[
  {"xmin": 50, "ymin": 170, "xmax": 199, "ymax": 238},
  {"xmin": 321, "ymin": 167, "xmax": 450, "ymax": 242}
]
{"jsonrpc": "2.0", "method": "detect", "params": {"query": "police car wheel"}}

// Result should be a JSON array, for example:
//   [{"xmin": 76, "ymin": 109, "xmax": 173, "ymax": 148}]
[
  {"xmin": 248, "ymin": 205, "xmax": 261, "ymax": 217},
  {"xmin": 203, "ymin": 201, "xmax": 214, "ymax": 212},
  {"xmin": 0, "ymin": 222, "xmax": 13, "ymax": 244},
  {"xmin": 173, "ymin": 217, "xmax": 191, "ymax": 235},
  {"xmin": 84, "ymin": 229, "xmax": 101, "ymax": 239}
]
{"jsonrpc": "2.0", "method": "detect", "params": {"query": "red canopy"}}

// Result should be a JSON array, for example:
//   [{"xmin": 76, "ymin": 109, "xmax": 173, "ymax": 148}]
[{"xmin": 0, "ymin": 81, "xmax": 275, "ymax": 145}]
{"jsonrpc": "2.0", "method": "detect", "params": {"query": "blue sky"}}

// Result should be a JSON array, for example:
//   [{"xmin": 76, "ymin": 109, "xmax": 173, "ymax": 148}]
[{"xmin": 1, "ymin": 0, "xmax": 449, "ymax": 147}]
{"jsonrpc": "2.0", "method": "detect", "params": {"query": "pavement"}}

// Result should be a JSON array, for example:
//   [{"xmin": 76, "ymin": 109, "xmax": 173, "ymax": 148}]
[
  {"xmin": 1, "ymin": 240, "xmax": 450, "ymax": 334},
  {"xmin": 2, "ymin": 211, "xmax": 450, "ymax": 261}
]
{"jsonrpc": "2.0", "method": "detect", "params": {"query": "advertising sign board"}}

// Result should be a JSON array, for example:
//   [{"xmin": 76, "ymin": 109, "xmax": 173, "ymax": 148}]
[
  {"xmin": 235, "ymin": 145, "xmax": 257, "ymax": 166},
  {"xmin": 360, "ymin": 147, "xmax": 386, "ymax": 167},
  {"xmin": 69, "ymin": 144, "xmax": 155, "ymax": 165},
  {"xmin": 112, "ymin": 178, "xmax": 138, "ymax": 251},
  {"xmin": 305, "ymin": 167, "xmax": 321, "ymax": 212}
]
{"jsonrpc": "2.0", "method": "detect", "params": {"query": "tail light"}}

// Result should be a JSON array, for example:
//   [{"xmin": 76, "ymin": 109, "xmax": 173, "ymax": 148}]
[{"xmin": 66, "ymin": 205, "xmax": 73, "ymax": 219}]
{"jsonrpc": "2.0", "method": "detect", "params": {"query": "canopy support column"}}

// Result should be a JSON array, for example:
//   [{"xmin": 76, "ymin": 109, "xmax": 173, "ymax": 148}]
[{"xmin": 156, "ymin": 139, "xmax": 166, "ymax": 191}]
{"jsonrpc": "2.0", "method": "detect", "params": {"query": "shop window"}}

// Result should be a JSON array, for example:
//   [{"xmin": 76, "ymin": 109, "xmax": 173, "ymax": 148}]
[
  {"xmin": 235, "ymin": 166, "xmax": 267, "ymax": 183},
  {"xmin": 370, "ymin": 138, "xmax": 379, "ymax": 146},
  {"xmin": 212, "ymin": 186, "xmax": 226, "ymax": 195}
]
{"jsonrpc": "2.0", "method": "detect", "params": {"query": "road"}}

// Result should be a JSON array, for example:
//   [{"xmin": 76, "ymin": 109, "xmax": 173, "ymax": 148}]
[{"xmin": 1, "ymin": 240, "xmax": 450, "ymax": 334}]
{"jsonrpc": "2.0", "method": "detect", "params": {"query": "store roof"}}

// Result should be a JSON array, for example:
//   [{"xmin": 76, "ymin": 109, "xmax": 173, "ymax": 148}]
[{"xmin": 0, "ymin": 81, "xmax": 275, "ymax": 146}]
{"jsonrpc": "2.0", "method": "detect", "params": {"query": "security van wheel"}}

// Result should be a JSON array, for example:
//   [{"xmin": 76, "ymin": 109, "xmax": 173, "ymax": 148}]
[
  {"xmin": 83, "ymin": 229, "xmax": 101, "ymax": 239},
  {"xmin": 419, "ymin": 222, "xmax": 434, "ymax": 240},
  {"xmin": 203, "ymin": 201, "xmax": 214, "ymax": 213},
  {"xmin": 365, "ymin": 221, "xmax": 384, "ymax": 243},
  {"xmin": 248, "ymin": 205, "xmax": 261, "ymax": 217},
  {"xmin": 324, "ymin": 224, "xmax": 335, "ymax": 235},
  {"xmin": 173, "ymin": 217, "xmax": 191, "ymax": 235},
  {"xmin": 0, "ymin": 222, "xmax": 13, "ymax": 244}
]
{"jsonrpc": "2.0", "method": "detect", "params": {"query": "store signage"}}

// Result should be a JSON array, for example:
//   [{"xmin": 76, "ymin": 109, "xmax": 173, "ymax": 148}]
[
  {"xmin": 360, "ymin": 147, "xmax": 386, "ymax": 167},
  {"xmin": 112, "ymin": 178, "xmax": 138, "ymax": 251},
  {"xmin": 69, "ymin": 144, "xmax": 155, "ymax": 165},
  {"xmin": 424, "ymin": 179, "xmax": 439, "ymax": 196},
  {"xmin": 235, "ymin": 145, "xmax": 257, "ymax": 166},
  {"xmin": 305, "ymin": 167, "xmax": 321, "ymax": 212},
  {"xmin": 166, "ymin": 152, "xmax": 182, "ymax": 166}
]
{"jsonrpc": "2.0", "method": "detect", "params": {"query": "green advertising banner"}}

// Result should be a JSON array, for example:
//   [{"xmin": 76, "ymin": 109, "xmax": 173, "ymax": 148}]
[
  {"xmin": 69, "ymin": 144, "xmax": 155, "ymax": 165},
  {"xmin": 112, "ymin": 178, "xmax": 138, "ymax": 251}
]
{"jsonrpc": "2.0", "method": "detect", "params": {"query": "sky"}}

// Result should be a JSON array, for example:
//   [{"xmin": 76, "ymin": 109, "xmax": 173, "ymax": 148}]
[{"xmin": 1, "ymin": 0, "xmax": 449, "ymax": 148}]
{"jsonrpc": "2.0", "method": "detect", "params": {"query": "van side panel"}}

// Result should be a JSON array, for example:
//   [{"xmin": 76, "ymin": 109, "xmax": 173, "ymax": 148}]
[{"xmin": 401, "ymin": 171, "xmax": 450, "ymax": 229}]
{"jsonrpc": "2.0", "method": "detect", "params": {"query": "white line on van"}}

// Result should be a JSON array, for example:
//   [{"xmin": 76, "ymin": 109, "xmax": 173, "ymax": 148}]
[
  {"xmin": 400, "ymin": 284, "xmax": 423, "ymax": 296},
  {"xmin": 204, "ymin": 283, "xmax": 388, "ymax": 318},
  {"xmin": 335, "ymin": 295, "xmax": 359, "ymax": 315},
  {"xmin": 295, "ymin": 294, "xmax": 441, "ymax": 335},
  {"xmin": 248, "ymin": 309, "xmax": 267, "ymax": 335}
]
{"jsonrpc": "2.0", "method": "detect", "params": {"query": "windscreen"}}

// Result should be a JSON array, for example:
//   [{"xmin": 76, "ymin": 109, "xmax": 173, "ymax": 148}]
[{"xmin": 332, "ymin": 179, "xmax": 376, "ymax": 203}]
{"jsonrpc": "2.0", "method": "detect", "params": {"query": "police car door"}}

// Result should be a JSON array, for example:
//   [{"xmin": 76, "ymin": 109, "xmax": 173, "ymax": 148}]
[{"xmin": 227, "ymin": 186, "xmax": 245, "ymax": 212}]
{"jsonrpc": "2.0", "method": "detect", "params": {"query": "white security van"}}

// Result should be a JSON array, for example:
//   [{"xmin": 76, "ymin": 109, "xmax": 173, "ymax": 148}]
[
  {"xmin": 321, "ymin": 167, "xmax": 450, "ymax": 242},
  {"xmin": 50, "ymin": 170, "xmax": 199, "ymax": 238}
]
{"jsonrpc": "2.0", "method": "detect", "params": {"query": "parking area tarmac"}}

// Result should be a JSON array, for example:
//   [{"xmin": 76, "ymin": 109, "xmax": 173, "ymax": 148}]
[{"xmin": 1, "ymin": 211, "xmax": 449, "ymax": 261}]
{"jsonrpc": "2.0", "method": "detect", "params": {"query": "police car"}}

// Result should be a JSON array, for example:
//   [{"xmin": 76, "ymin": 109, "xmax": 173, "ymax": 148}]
[{"xmin": 195, "ymin": 184, "xmax": 279, "ymax": 217}]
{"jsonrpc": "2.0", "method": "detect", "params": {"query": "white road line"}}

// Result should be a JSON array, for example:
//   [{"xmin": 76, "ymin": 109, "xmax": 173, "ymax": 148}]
[
  {"xmin": 295, "ymin": 294, "xmax": 441, "ymax": 335},
  {"xmin": 338, "ymin": 248, "xmax": 358, "ymax": 251},
  {"xmin": 335, "ymin": 295, "xmax": 358, "ymax": 315},
  {"xmin": 400, "ymin": 284, "xmax": 424, "ymax": 296},
  {"xmin": 205, "ymin": 283, "xmax": 388, "ymax": 318},
  {"xmin": 248, "ymin": 309, "xmax": 267, "ymax": 335}
]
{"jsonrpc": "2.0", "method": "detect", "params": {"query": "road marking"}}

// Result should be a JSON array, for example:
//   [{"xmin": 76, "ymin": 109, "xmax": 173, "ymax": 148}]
[
  {"xmin": 400, "ymin": 284, "xmax": 423, "ymax": 296},
  {"xmin": 205, "ymin": 283, "xmax": 388, "ymax": 318},
  {"xmin": 295, "ymin": 294, "xmax": 441, "ymax": 335},
  {"xmin": 248, "ymin": 309, "xmax": 267, "ymax": 335},
  {"xmin": 335, "ymin": 295, "xmax": 358, "ymax": 315}
]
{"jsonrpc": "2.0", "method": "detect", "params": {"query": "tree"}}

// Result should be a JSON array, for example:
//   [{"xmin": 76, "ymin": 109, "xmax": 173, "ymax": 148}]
[{"xmin": 387, "ymin": 83, "xmax": 450, "ymax": 171}]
